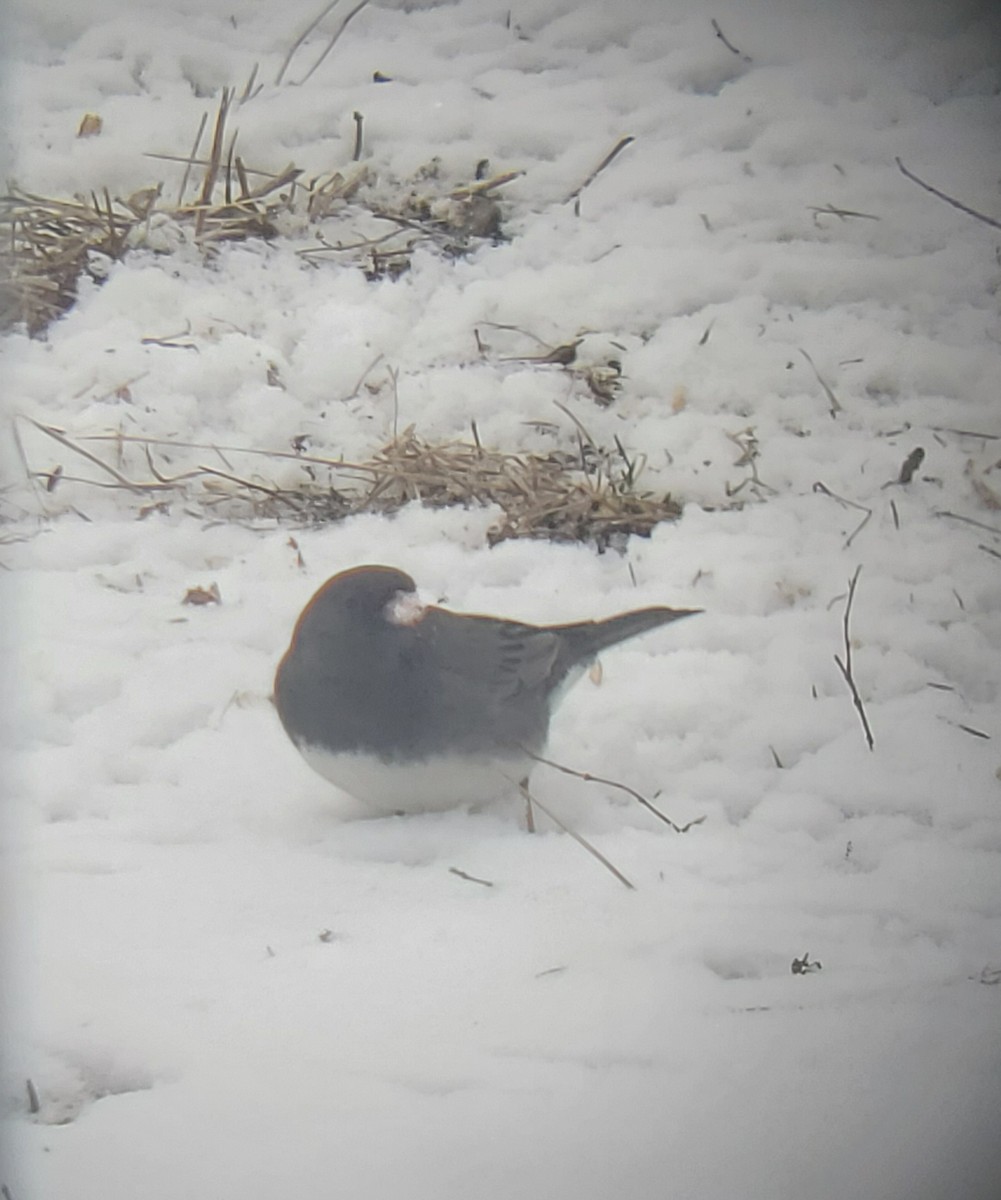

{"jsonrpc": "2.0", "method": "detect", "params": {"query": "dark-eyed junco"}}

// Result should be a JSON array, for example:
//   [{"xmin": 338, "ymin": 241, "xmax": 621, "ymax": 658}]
[{"xmin": 274, "ymin": 565, "xmax": 700, "ymax": 814}]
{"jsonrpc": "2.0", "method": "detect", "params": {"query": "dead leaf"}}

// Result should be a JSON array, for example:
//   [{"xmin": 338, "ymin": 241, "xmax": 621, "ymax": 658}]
[
  {"xmin": 77, "ymin": 113, "xmax": 103, "ymax": 138},
  {"xmin": 124, "ymin": 184, "xmax": 162, "ymax": 217},
  {"xmin": 182, "ymin": 583, "xmax": 221, "ymax": 606}
]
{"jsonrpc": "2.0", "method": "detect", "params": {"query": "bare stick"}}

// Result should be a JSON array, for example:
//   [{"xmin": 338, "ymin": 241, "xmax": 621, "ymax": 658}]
[
  {"xmin": 177, "ymin": 111, "xmax": 208, "ymax": 206},
  {"xmin": 239, "ymin": 62, "xmax": 260, "ymax": 104},
  {"xmin": 930, "ymin": 425, "xmax": 999, "ymax": 442},
  {"xmin": 808, "ymin": 203, "xmax": 879, "ymax": 223},
  {"xmin": 519, "ymin": 782, "xmax": 635, "ymax": 890},
  {"xmin": 552, "ymin": 399, "xmax": 599, "ymax": 452},
  {"xmin": 352, "ymin": 110, "xmax": 364, "ymax": 161},
  {"xmin": 799, "ymin": 348, "xmax": 841, "ymax": 416},
  {"xmin": 25, "ymin": 419, "xmax": 170, "ymax": 492},
  {"xmin": 75, "ymin": 430, "xmax": 377, "ymax": 476},
  {"xmin": 449, "ymin": 867, "xmax": 494, "ymax": 888},
  {"xmin": 812, "ymin": 481, "xmax": 872, "ymax": 548},
  {"xmin": 337, "ymin": 351, "xmax": 384, "ymax": 402},
  {"xmin": 710, "ymin": 18, "xmax": 750, "ymax": 61},
  {"xmin": 275, "ymin": 0, "xmax": 341, "ymax": 86},
  {"xmin": 523, "ymin": 786, "xmax": 536, "ymax": 833},
  {"xmin": 450, "ymin": 171, "xmax": 524, "ymax": 198},
  {"xmin": 895, "ymin": 157, "xmax": 1001, "ymax": 232},
  {"xmin": 524, "ymin": 748, "xmax": 704, "ymax": 834},
  {"xmin": 833, "ymin": 565, "xmax": 874, "ymax": 750},
  {"xmin": 935, "ymin": 510, "xmax": 1001, "ymax": 536},
  {"xmin": 10, "ymin": 417, "xmax": 45, "ymax": 498},
  {"xmin": 564, "ymin": 136, "xmax": 635, "ymax": 206},
  {"xmin": 196, "ymin": 465, "xmax": 303, "ymax": 508},
  {"xmin": 296, "ymin": 0, "xmax": 370, "ymax": 86},
  {"xmin": 195, "ymin": 88, "xmax": 233, "ymax": 240}
]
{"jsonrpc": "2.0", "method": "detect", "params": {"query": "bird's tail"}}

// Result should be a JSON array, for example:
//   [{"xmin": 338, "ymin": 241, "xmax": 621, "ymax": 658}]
[{"xmin": 556, "ymin": 604, "xmax": 701, "ymax": 663}]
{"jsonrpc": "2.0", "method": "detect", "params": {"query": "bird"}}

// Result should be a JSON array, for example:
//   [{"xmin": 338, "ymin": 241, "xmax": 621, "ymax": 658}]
[{"xmin": 273, "ymin": 565, "xmax": 700, "ymax": 815}]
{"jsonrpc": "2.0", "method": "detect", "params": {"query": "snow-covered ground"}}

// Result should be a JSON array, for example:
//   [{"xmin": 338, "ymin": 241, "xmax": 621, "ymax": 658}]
[{"xmin": 2, "ymin": 1, "xmax": 1001, "ymax": 1196}]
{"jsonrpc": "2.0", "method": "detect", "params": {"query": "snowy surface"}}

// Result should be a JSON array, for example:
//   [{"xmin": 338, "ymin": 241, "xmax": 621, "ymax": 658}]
[{"xmin": 3, "ymin": 1, "xmax": 1001, "ymax": 1197}]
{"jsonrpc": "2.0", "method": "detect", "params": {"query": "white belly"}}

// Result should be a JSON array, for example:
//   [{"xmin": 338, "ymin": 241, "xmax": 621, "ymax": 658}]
[{"xmin": 297, "ymin": 743, "xmax": 527, "ymax": 814}]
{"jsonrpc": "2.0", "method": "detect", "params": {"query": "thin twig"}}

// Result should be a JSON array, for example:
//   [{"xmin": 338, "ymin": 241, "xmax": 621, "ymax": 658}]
[
  {"xmin": 519, "ymin": 782, "xmax": 635, "ymax": 890},
  {"xmin": 710, "ymin": 18, "xmax": 750, "ymax": 61},
  {"xmin": 448, "ymin": 867, "xmax": 494, "ymax": 887},
  {"xmin": 450, "ymin": 171, "xmax": 524, "ymax": 198},
  {"xmin": 895, "ymin": 157, "xmax": 1001, "ymax": 232},
  {"xmin": 524, "ymin": 748, "xmax": 704, "ymax": 834},
  {"xmin": 337, "ymin": 351, "xmax": 385, "ymax": 401},
  {"xmin": 564, "ymin": 136, "xmax": 635, "ymax": 207},
  {"xmin": 194, "ymin": 89, "xmax": 233, "ymax": 240},
  {"xmin": 930, "ymin": 426, "xmax": 999, "ymax": 442},
  {"xmin": 352, "ymin": 110, "xmax": 364, "ymax": 161},
  {"xmin": 177, "ymin": 111, "xmax": 208, "ymax": 206},
  {"xmin": 296, "ymin": 0, "xmax": 370, "ymax": 86},
  {"xmin": 812, "ymin": 481, "xmax": 872, "ymax": 548},
  {"xmin": 799, "ymin": 348, "xmax": 841, "ymax": 416},
  {"xmin": 552, "ymin": 400, "xmax": 599, "ymax": 451},
  {"xmin": 808, "ymin": 203, "xmax": 879, "ymax": 223},
  {"xmin": 197, "ymin": 465, "xmax": 303, "ymax": 508},
  {"xmin": 833, "ymin": 565, "xmax": 874, "ymax": 750},
  {"xmin": 935, "ymin": 510, "xmax": 1001, "ymax": 536},
  {"xmin": 76, "ymin": 430, "xmax": 371, "ymax": 471},
  {"xmin": 239, "ymin": 61, "xmax": 260, "ymax": 104},
  {"xmin": 25, "ymin": 419, "xmax": 170, "ymax": 492},
  {"xmin": 275, "ymin": 0, "xmax": 341, "ymax": 86}
]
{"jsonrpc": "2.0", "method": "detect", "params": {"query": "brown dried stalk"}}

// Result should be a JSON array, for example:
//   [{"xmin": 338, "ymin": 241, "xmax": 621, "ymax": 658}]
[
  {"xmin": 896, "ymin": 157, "xmax": 1001, "ymax": 232},
  {"xmin": 295, "ymin": 0, "xmax": 370, "ymax": 87},
  {"xmin": 565, "ymin": 136, "xmax": 635, "ymax": 207},
  {"xmin": 711, "ymin": 18, "xmax": 751, "ymax": 61},
  {"xmin": 20, "ymin": 422, "xmax": 684, "ymax": 547},
  {"xmin": 799, "ymin": 348, "xmax": 842, "ymax": 416},
  {"xmin": 812, "ymin": 481, "xmax": 872, "ymax": 548},
  {"xmin": 275, "ymin": 0, "xmax": 341, "ymax": 86},
  {"xmin": 518, "ymin": 782, "xmax": 635, "ymax": 890},
  {"xmin": 833, "ymin": 565, "xmax": 874, "ymax": 750},
  {"xmin": 525, "ymin": 748, "xmax": 705, "ymax": 834}
]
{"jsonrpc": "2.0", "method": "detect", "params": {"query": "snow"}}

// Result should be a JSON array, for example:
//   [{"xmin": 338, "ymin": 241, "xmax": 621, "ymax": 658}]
[{"xmin": 2, "ymin": 0, "xmax": 1001, "ymax": 1196}]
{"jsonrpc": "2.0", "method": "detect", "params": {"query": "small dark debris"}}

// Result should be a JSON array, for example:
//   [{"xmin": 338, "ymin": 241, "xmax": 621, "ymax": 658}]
[{"xmin": 791, "ymin": 952, "xmax": 822, "ymax": 975}]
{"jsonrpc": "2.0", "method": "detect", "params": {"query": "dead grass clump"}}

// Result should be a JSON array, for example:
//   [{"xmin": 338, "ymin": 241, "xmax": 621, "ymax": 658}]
[
  {"xmin": 358, "ymin": 427, "xmax": 681, "ymax": 548},
  {"xmin": 1, "ymin": 85, "xmax": 517, "ymax": 336},
  {"xmin": 25, "ymin": 420, "xmax": 683, "ymax": 549},
  {"xmin": 0, "ymin": 189, "xmax": 132, "ymax": 334}
]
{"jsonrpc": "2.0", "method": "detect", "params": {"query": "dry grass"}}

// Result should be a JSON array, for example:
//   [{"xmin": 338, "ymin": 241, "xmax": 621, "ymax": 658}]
[
  {"xmin": 0, "ymin": 188, "xmax": 133, "ymax": 334},
  {"xmin": 358, "ymin": 426, "xmax": 681, "ymax": 547},
  {"xmin": 25, "ymin": 420, "xmax": 683, "ymax": 548},
  {"xmin": 1, "ymin": 85, "xmax": 516, "ymax": 335},
  {"xmin": 6, "ymin": 59, "xmax": 665, "ymax": 549}
]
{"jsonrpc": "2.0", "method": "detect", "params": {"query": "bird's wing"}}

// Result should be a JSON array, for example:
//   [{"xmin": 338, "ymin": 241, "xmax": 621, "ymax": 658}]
[{"xmin": 416, "ymin": 607, "xmax": 561, "ymax": 705}]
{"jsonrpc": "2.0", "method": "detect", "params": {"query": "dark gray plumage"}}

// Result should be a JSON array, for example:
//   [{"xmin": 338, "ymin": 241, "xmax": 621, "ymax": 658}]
[{"xmin": 274, "ymin": 565, "xmax": 700, "ymax": 812}]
